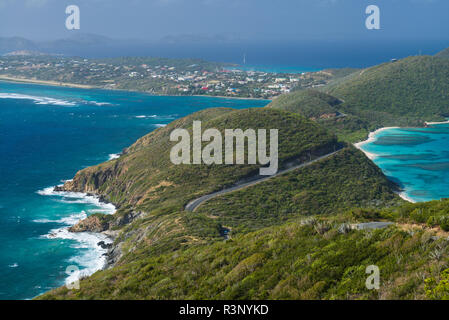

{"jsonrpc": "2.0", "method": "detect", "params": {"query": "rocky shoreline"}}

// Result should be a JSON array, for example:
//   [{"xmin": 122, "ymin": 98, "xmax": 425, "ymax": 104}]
[
  {"xmin": 53, "ymin": 179, "xmax": 149, "ymax": 270},
  {"xmin": 51, "ymin": 185, "xmax": 125, "ymax": 270}
]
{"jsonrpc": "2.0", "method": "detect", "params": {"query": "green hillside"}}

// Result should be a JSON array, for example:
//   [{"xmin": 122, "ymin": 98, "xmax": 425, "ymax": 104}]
[
  {"xmin": 268, "ymin": 90, "xmax": 343, "ymax": 119},
  {"xmin": 51, "ymin": 106, "xmax": 351, "ymax": 260},
  {"xmin": 37, "ymin": 54, "xmax": 449, "ymax": 300},
  {"xmin": 40, "ymin": 198, "xmax": 449, "ymax": 300},
  {"xmin": 327, "ymin": 56, "xmax": 449, "ymax": 127},
  {"xmin": 269, "ymin": 56, "xmax": 449, "ymax": 142},
  {"xmin": 37, "ymin": 104, "xmax": 407, "ymax": 300},
  {"xmin": 268, "ymin": 89, "xmax": 370, "ymax": 142},
  {"xmin": 197, "ymin": 148, "xmax": 399, "ymax": 234},
  {"xmin": 62, "ymin": 107, "xmax": 338, "ymax": 217},
  {"xmin": 436, "ymin": 47, "xmax": 449, "ymax": 58}
]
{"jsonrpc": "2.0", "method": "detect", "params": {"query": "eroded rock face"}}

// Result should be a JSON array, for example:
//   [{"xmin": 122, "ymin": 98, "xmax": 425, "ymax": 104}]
[
  {"xmin": 114, "ymin": 211, "xmax": 143, "ymax": 227},
  {"xmin": 69, "ymin": 215, "xmax": 109, "ymax": 233},
  {"xmin": 97, "ymin": 241, "xmax": 113, "ymax": 249}
]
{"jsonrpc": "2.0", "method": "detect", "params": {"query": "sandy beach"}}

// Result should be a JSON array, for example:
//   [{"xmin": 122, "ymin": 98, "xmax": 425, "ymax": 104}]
[
  {"xmin": 353, "ymin": 126, "xmax": 418, "ymax": 203},
  {"xmin": 398, "ymin": 191, "xmax": 417, "ymax": 203},
  {"xmin": 353, "ymin": 127, "xmax": 399, "ymax": 160},
  {"xmin": 0, "ymin": 75, "xmax": 95, "ymax": 89}
]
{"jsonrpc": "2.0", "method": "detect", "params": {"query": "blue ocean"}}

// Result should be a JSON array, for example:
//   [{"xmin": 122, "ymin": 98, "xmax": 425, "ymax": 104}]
[
  {"xmin": 359, "ymin": 125, "xmax": 449, "ymax": 202},
  {"xmin": 0, "ymin": 80, "xmax": 269, "ymax": 300}
]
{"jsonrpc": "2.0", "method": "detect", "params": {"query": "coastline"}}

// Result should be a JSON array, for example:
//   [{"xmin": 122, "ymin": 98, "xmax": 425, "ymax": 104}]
[
  {"xmin": 36, "ymin": 185, "xmax": 116, "ymax": 291},
  {"xmin": 5, "ymin": 69, "xmax": 442, "ymax": 296},
  {"xmin": 353, "ymin": 127, "xmax": 399, "ymax": 160},
  {"xmin": 398, "ymin": 192, "xmax": 417, "ymax": 204},
  {"xmin": 352, "ymin": 126, "xmax": 419, "ymax": 203},
  {"xmin": 0, "ymin": 75, "xmax": 94, "ymax": 89},
  {"xmin": 0, "ymin": 76, "xmax": 270, "ymax": 101},
  {"xmin": 0, "ymin": 81, "xmax": 269, "ymax": 298}
]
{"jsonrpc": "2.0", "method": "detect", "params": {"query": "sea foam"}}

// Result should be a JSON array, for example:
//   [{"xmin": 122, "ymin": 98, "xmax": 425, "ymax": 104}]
[
  {"xmin": 108, "ymin": 153, "xmax": 121, "ymax": 160},
  {"xmin": 0, "ymin": 93, "xmax": 76, "ymax": 106},
  {"xmin": 135, "ymin": 115, "xmax": 157, "ymax": 118},
  {"xmin": 36, "ymin": 185, "xmax": 115, "ymax": 284},
  {"xmin": 0, "ymin": 92, "xmax": 111, "ymax": 107},
  {"xmin": 36, "ymin": 186, "xmax": 115, "ymax": 215},
  {"xmin": 134, "ymin": 114, "xmax": 175, "ymax": 120},
  {"xmin": 42, "ymin": 226, "xmax": 112, "ymax": 284},
  {"xmin": 33, "ymin": 212, "xmax": 88, "ymax": 225}
]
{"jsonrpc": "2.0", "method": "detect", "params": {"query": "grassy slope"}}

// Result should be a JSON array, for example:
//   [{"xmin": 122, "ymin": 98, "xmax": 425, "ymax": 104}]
[
  {"xmin": 38, "ymin": 146, "xmax": 405, "ymax": 299},
  {"xmin": 327, "ymin": 56, "xmax": 449, "ymax": 127},
  {"xmin": 268, "ymin": 90, "xmax": 343, "ymax": 119},
  {"xmin": 269, "ymin": 55, "xmax": 449, "ymax": 142},
  {"xmin": 436, "ymin": 47, "xmax": 449, "ymax": 58},
  {"xmin": 37, "ymin": 105, "xmax": 407, "ymax": 299},
  {"xmin": 197, "ymin": 148, "xmax": 400, "ymax": 234},
  {"xmin": 39, "ymin": 54, "xmax": 449, "ymax": 300},
  {"xmin": 268, "ymin": 90, "xmax": 370, "ymax": 142},
  {"xmin": 63, "ymin": 107, "xmax": 338, "ymax": 217},
  {"xmin": 50, "ymin": 106, "xmax": 349, "ymax": 264},
  {"xmin": 41, "ymin": 199, "xmax": 449, "ymax": 300}
]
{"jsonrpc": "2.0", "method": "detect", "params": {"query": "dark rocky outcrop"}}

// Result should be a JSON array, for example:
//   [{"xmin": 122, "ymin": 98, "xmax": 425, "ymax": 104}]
[
  {"xmin": 69, "ymin": 215, "xmax": 110, "ymax": 233},
  {"xmin": 97, "ymin": 241, "xmax": 113, "ymax": 249}
]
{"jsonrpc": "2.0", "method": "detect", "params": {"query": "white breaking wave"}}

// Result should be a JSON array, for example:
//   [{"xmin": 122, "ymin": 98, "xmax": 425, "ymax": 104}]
[
  {"xmin": 8, "ymin": 263, "xmax": 19, "ymax": 268},
  {"xmin": 134, "ymin": 114, "xmax": 157, "ymax": 118},
  {"xmin": 154, "ymin": 124, "xmax": 167, "ymax": 127},
  {"xmin": 42, "ymin": 226, "xmax": 112, "ymax": 284},
  {"xmin": 134, "ymin": 114, "xmax": 175, "ymax": 120},
  {"xmin": 36, "ymin": 186, "xmax": 115, "ymax": 215},
  {"xmin": 33, "ymin": 212, "xmax": 88, "ymax": 225},
  {"xmin": 0, "ymin": 92, "xmax": 112, "ymax": 107},
  {"xmin": 36, "ymin": 185, "xmax": 116, "ymax": 284},
  {"xmin": 0, "ymin": 92, "xmax": 76, "ymax": 106},
  {"xmin": 108, "ymin": 153, "xmax": 120, "ymax": 160},
  {"xmin": 90, "ymin": 101, "xmax": 113, "ymax": 106},
  {"xmin": 36, "ymin": 186, "xmax": 59, "ymax": 196}
]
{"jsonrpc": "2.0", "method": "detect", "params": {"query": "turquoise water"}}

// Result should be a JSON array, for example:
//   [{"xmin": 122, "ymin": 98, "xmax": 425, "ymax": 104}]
[
  {"xmin": 360, "ymin": 124, "xmax": 449, "ymax": 202},
  {"xmin": 0, "ymin": 80, "xmax": 269, "ymax": 299}
]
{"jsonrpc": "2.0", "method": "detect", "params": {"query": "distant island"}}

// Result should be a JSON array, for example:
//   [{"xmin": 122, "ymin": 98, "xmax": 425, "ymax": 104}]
[{"xmin": 0, "ymin": 54, "xmax": 356, "ymax": 99}]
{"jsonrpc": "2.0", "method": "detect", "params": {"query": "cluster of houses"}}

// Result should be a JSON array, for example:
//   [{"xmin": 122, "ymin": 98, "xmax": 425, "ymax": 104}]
[{"xmin": 0, "ymin": 55, "xmax": 328, "ymax": 98}]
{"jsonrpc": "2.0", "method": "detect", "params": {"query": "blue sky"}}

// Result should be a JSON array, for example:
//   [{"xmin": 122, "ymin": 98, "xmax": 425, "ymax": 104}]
[{"xmin": 0, "ymin": 0, "xmax": 448, "ymax": 42}]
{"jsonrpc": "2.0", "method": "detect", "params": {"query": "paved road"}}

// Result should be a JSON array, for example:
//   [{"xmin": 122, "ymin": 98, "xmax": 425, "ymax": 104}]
[
  {"xmin": 355, "ymin": 222, "xmax": 393, "ymax": 230},
  {"xmin": 185, "ymin": 148, "xmax": 344, "ymax": 212}
]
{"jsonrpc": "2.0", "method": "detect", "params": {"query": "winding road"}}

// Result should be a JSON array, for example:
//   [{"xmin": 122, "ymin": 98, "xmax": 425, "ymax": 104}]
[{"xmin": 185, "ymin": 148, "xmax": 344, "ymax": 212}]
